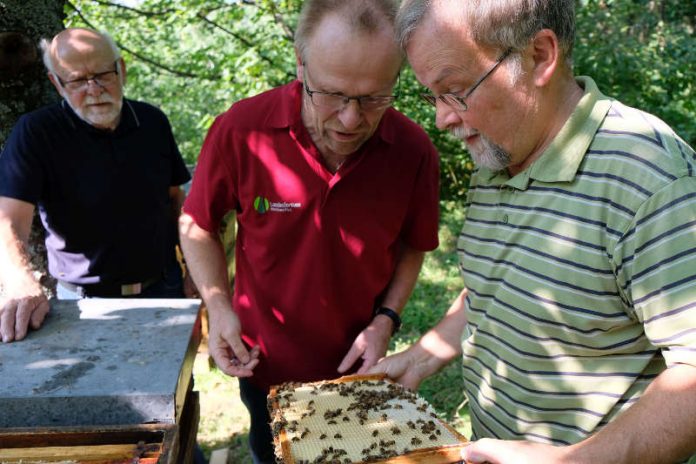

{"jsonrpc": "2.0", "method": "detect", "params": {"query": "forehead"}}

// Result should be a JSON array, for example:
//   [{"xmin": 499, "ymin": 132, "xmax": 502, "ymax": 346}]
[
  {"xmin": 405, "ymin": 7, "xmax": 487, "ymax": 90},
  {"xmin": 303, "ymin": 13, "xmax": 401, "ymax": 93},
  {"xmin": 53, "ymin": 31, "xmax": 116, "ymax": 75}
]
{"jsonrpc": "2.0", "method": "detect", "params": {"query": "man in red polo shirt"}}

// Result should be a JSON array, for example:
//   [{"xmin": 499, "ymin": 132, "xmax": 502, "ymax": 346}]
[{"xmin": 179, "ymin": 0, "xmax": 439, "ymax": 462}]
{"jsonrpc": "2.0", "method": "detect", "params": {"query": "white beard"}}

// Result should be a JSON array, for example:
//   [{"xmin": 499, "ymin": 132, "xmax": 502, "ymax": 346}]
[
  {"xmin": 451, "ymin": 126, "xmax": 511, "ymax": 171},
  {"xmin": 68, "ymin": 94, "xmax": 122, "ymax": 130}
]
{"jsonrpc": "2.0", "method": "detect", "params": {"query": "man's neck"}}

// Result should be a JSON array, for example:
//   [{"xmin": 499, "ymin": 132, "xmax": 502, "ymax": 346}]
[
  {"xmin": 301, "ymin": 107, "xmax": 352, "ymax": 174},
  {"xmin": 507, "ymin": 77, "xmax": 584, "ymax": 177}
]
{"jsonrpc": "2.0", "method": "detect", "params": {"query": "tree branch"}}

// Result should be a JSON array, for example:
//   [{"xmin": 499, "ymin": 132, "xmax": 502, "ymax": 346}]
[
  {"xmin": 66, "ymin": 0, "xmax": 221, "ymax": 80},
  {"xmin": 195, "ymin": 11, "xmax": 294, "ymax": 80},
  {"xmin": 247, "ymin": 0, "xmax": 296, "ymax": 42},
  {"xmin": 88, "ymin": 0, "xmax": 176, "ymax": 17}
]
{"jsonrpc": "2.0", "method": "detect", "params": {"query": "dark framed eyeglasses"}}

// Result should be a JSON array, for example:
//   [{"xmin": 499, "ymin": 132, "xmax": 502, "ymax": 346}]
[
  {"xmin": 54, "ymin": 60, "xmax": 120, "ymax": 92},
  {"xmin": 302, "ymin": 65, "xmax": 399, "ymax": 112},
  {"xmin": 421, "ymin": 48, "xmax": 513, "ymax": 112}
]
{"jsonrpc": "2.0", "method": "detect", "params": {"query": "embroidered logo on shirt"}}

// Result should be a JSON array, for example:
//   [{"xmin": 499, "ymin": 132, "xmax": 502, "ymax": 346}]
[
  {"xmin": 254, "ymin": 196, "xmax": 302, "ymax": 214},
  {"xmin": 254, "ymin": 196, "xmax": 270, "ymax": 214}
]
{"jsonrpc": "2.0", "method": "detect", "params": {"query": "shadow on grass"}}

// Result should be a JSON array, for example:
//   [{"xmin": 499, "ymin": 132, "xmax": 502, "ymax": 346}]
[
  {"xmin": 200, "ymin": 431, "xmax": 253, "ymax": 464},
  {"xmin": 385, "ymin": 201, "xmax": 471, "ymax": 435}
]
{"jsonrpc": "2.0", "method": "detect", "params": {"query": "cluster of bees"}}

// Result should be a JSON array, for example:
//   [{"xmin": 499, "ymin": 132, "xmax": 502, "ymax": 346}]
[
  {"xmin": 293, "ymin": 445, "xmax": 349, "ymax": 464},
  {"xmin": 270, "ymin": 378, "xmax": 454, "ymax": 464}
]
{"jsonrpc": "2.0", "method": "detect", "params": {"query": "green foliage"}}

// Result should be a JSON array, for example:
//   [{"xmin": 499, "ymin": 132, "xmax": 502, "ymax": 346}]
[
  {"xmin": 65, "ymin": 0, "xmax": 694, "ymax": 203},
  {"xmin": 66, "ymin": 0, "xmax": 300, "ymax": 162},
  {"xmin": 574, "ymin": 0, "xmax": 695, "ymax": 145},
  {"xmin": 391, "ymin": 200, "xmax": 470, "ymax": 434}
]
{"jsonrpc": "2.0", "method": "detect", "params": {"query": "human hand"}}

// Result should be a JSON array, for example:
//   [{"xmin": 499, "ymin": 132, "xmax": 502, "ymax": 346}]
[
  {"xmin": 365, "ymin": 346, "xmax": 432, "ymax": 390},
  {"xmin": 337, "ymin": 316, "xmax": 392, "ymax": 374},
  {"xmin": 0, "ymin": 291, "xmax": 50, "ymax": 343},
  {"xmin": 207, "ymin": 309, "xmax": 260, "ymax": 377},
  {"xmin": 460, "ymin": 438, "xmax": 571, "ymax": 464}
]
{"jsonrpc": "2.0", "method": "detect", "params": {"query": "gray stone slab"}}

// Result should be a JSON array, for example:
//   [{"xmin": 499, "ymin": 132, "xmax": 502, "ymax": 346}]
[{"xmin": 0, "ymin": 298, "xmax": 201, "ymax": 428}]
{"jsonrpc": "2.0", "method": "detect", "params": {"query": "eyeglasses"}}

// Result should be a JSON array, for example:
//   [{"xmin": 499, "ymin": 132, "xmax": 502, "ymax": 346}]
[
  {"xmin": 302, "ymin": 66, "xmax": 398, "ymax": 112},
  {"xmin": 421, "ymin": 48, "xmax": 513, "ymax": 112},
  {"xmin": 55, "ymin": 61, "xmax": 120, "ymax": 92}
]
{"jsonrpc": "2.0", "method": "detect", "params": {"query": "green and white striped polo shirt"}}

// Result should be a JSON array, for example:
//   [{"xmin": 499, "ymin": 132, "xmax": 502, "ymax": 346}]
[{"xmin": 457, "ymin": 77, "xmax": 696, "ymax": 451}]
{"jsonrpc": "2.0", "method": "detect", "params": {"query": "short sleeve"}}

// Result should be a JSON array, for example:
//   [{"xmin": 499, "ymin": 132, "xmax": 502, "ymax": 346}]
[
  {"xmin": 614, "ymin": 176, "xmax": 696, "ymax": 368},
  {"xmin": 161, "ymin": 114, "xmax": 191, "ymax": 187},
  {"xmin": 400, "ymin": 140, "xmax": 440, "ymax": 251},
  {"xmin": 0, "ymin": 115, "xmax": 45, "ymax": 204},
  {"xmin": 182, "ymin": 116, "xmax": 238, "ymax": 233}
]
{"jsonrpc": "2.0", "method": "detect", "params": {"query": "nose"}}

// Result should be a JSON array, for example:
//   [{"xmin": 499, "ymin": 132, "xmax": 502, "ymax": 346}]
[
  {"xmin": 337, "ymin": 100, "xmax": 363, "ymax": 131},
  {"xmin": 84, "ymin": 79, "xmax": 105, "ymax": 96},
  {"xmin": 434, "ymin": 101, "xmax": 463, "ymax": 131}
]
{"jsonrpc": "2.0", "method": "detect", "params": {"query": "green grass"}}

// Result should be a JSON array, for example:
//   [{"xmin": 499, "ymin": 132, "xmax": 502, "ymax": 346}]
[{"xmin": 194, "ymin": 201, "xmax": 470, "ymax": 461}]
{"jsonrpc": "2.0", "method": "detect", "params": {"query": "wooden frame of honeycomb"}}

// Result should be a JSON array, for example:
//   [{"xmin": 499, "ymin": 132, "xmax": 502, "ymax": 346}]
[{"xmin": 268, "ymin": 374, "xmax": 468, "ymax": 464}]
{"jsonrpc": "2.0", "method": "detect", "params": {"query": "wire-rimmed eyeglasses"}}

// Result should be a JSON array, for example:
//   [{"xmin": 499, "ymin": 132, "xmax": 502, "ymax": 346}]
[
  {"xmin": 303, "ymin": 65, "xmax": 399, "ymax": 112},
  {"xmin": 421, "ymin": 48, "xmax": 513, "ymax": 112},
  {"xmin": 54, "ymin": 60, "xmax": 120, "ymax": 92}
]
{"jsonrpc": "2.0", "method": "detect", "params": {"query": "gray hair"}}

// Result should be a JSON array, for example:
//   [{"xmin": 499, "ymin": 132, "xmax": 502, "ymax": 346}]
[
  {"xmin": 294, "ymin": 0, "xmax": 400, "ymax": 63},
  {"xmin": 39, "ymin": 28, "xmax": 121, "ymax": 74},
  {"xmin": 396, "ymin": 0, "xmax": 575, "ymax": 68}
]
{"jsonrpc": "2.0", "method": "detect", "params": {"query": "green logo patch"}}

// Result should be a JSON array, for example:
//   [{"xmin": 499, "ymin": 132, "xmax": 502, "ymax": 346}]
[{"xmin": 254, "ymin": 196, "xmax": 270, "ymax": 214}]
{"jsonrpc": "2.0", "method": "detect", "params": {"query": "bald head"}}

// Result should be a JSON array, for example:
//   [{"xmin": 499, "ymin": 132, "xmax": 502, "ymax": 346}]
[
  {"xmin": 40, "ymin": 28, "xmax": 120, "ymax": 75},
  {"xmin": 40, "ymin": 28, "xmax": 125, "ymax": 131}
]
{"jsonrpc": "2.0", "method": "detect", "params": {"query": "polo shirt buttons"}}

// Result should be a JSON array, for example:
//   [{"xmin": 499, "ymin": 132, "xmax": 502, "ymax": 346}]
[{"xmin": 502, "ymin": 214, "xmax": 509, "ymax": 224}]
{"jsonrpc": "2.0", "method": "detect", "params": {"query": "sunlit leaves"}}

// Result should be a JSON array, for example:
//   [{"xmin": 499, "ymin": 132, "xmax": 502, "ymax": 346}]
[
  {"xmin": 67, "ymin": 0, "xmax": 297, "ymax": 162},
  {"xmin": 66, "ymin": 0, "xmax": 694, "ymax": 196},
  {"xmin": 574, "ymin": 0, "xmax": 695, "ymax": 145}
]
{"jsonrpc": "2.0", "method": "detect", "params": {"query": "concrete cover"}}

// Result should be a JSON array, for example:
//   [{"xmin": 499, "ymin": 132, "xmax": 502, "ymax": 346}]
[{"xmin": 0, "ymin": 298, "xmax": 201, "ymax": 428}]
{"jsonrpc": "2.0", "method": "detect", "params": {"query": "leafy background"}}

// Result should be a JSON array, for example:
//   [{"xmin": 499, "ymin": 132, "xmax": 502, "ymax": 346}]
[
  {"xmin": 60, "ymin": 0, "xmax": 694, "ymax": 459},
  {"xmin": 65, "ymin": 0, "xmax": 695, "ymax": 202}
]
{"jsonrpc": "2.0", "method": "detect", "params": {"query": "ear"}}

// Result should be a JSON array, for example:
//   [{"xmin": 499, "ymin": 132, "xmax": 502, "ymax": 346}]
[
  {"xmin": 47, "ymin": 72, "xmax": 65, "ymax": 98},
  {"xmin": 117, "ymin": 57, "xmax": 127, "ymax": 86},
  {"xmin": 529, "ymin": 29, "xmax": 559, "ymax": 87},
  {"xmin": 294, "ymin": 47, "xmax": 304, "ymax": 82}
]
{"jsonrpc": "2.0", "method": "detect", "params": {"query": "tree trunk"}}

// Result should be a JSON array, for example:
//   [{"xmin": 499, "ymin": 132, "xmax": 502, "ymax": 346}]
[{"xmin": 0, "ymin": 0, "xmax": 65, "ymax": 298}]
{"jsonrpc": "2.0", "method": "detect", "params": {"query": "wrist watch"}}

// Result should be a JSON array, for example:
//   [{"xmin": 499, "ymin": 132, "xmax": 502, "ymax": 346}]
[{"xmin": 373, "ymin": 306, "xmax": 401, "ymax": 335}]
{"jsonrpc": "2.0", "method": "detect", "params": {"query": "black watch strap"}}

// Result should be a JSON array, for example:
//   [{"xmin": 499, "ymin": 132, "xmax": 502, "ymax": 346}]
[{"xmin": 374, "ymin": 306, "xmax": 401, "ymax": 335}]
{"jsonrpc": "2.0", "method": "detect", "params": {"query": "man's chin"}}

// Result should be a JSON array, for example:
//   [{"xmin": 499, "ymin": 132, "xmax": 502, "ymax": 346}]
[
  {"xmin": 328, "ymin": 139, "xmax": 365, "ymax": 157},
  {"xmin": 81, "ymin": 111, "xmax": 120, "ymax": 130},
  {"xmin": 471, "ymin": 151, "xmax": 510, "ymax": 171}
]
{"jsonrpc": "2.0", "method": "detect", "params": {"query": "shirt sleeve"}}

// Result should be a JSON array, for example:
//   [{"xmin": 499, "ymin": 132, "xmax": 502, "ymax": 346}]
[
  {"xmin": 0, "ymin": 115, "xmax": 44, "ymax": 204},
  {"xmin": 182, "ymin": 115, "xmax": 238, "ymax": 234},
  {"xmin": 400, "ymin": 138, "xmax": 440, "ymax": 252},
  {"xmin": 614, "ymin": 175, "xmax": 696, "ymax": 368},
  {"xmin": 162, "ymin": 115, "xmax": 191, "ymax": 187}
]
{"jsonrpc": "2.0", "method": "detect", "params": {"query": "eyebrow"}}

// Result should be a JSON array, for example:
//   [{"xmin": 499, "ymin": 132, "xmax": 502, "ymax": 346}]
[
  {"xmin": 64, "ymin": 62, "xmax": 117, "ymax": 79},
  {"xmin": 430, "ymin": 53, "xmax": 480, "ymax": 88},
  {"xmin": 432, "ymin": 68, "xmax": 456, "ymax": 87},
  {"xmin": 313, "ymin": 81, "xmax": 395, "ymax": 98},
  {"xmin": 431, "ymin": 62, "xmax": 475, "ymax": 88}
]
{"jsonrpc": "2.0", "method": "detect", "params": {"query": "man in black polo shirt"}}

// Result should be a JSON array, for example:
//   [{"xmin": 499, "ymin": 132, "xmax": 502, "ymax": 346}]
[{"xmin": 0, "ymin": 28, "xmax": 193, "ymax": 343}]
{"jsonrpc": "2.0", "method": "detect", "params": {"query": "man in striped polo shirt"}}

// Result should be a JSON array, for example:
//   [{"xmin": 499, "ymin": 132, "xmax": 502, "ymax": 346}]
[{"xmin": 371, "ymin": 1, "xmax": 696, "ymax": 463}]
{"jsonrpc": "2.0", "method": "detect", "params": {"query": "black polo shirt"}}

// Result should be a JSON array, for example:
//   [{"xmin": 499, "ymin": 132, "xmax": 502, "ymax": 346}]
[{"xmin": 0, "ymin": 99, "xmax": 191, "ymax": 286}]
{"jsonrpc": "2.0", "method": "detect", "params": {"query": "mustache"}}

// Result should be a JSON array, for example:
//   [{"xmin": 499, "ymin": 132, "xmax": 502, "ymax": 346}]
[
  {"xmin": 449, "ymin": 126, "xmax": 477, "ymax": 140},
  {"xmin": 84, "ymin": 94, "xmax": 114, "ymax": 105}
]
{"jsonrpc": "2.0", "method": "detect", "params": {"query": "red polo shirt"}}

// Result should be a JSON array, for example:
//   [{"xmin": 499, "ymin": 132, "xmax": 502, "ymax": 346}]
[{"xmin": 184, "ymin": 81, "xmax": 439, "ymax": 390}]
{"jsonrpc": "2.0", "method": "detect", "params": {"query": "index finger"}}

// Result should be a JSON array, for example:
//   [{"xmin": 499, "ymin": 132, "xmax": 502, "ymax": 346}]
[
  {"xmin": 337, "ymin": 343, "xmax": 364, "ymax": 373},
  {"xmin": 1, "ymin": 301, "xmax": 18, "ymax": 343},
  {"xmin": 14, "ymin": 297, "xmax": 42, "ymax": 341}
]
